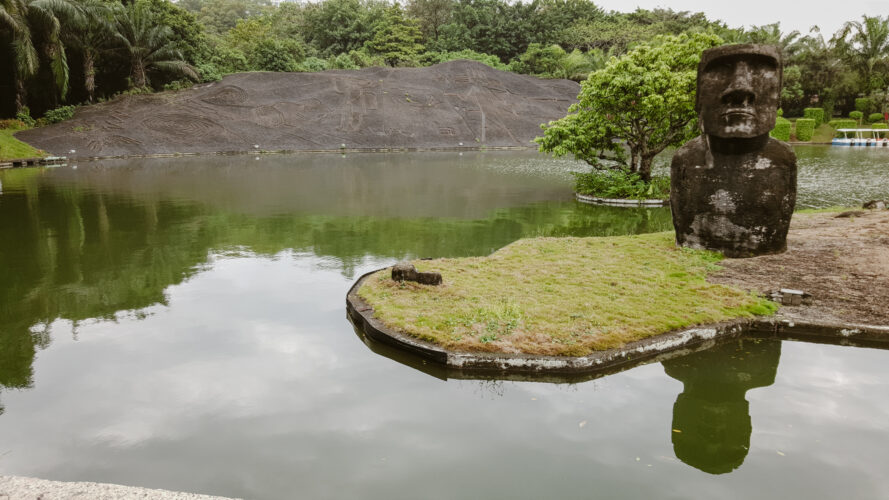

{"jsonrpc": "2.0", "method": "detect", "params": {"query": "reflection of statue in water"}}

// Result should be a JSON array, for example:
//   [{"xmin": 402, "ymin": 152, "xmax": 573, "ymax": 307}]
[
  {"xmin": 671, "ymin": 45, "xmax": 797, "ymax": 257},
  {"xmin": 662, "ymin": 339, "xmax": 781, "ymax": 474}
]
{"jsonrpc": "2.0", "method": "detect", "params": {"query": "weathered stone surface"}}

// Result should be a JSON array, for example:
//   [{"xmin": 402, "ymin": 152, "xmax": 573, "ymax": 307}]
[
  {"xmin": 671, "ymin": 44, "xmax": 797, "ymax": 258},
  {"xmin": 391, "ymin": 262, "xmax": 442, "ymax": 285},
  {"xmin": 670, "ymin": 135, "xmax": 797, "ymax": 257},
  {"xmin": 16, "ymin": 61, "xmax": 579, "ymax": 157}
]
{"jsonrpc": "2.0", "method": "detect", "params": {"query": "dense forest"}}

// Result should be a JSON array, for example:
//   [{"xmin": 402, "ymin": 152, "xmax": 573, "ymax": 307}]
[{"xmin": 2, "ymin": 0, "xmax": 888, "ymax": 120}]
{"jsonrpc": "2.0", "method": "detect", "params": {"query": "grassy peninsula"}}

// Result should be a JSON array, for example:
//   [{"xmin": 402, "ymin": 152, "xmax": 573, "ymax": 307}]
[
  {"xmin": 0, "ymin": 129, "xmax": 44, "ymax": 161},
  {"xmin": 358, "ymin": 232, "xmax": 777, "ymax": 357}
]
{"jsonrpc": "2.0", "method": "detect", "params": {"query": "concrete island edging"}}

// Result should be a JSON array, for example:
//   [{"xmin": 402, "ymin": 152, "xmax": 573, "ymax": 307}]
[
  {"xmin": 346, "ymin": 267, "xmax": 889, "ymax": 376},
  {"xmin": 574, "ymin": 192, "xmax": 669, "ymax": 207}
]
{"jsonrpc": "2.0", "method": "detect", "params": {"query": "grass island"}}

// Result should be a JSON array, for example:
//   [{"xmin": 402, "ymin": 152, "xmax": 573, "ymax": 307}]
[{"xmin": 352, "ymin": 209, "xmax": 889, "ymax": 371}]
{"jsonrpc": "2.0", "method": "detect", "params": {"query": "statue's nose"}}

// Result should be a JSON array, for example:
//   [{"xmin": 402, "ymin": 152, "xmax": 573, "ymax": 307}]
[{"xmin": 720, "ymin": 61, "xmax": 756, "ymax": 106}]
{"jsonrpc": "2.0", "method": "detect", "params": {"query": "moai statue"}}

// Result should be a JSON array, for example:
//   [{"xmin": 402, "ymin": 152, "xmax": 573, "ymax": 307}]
[{"xmin": 671, "ymin": 44, "xmax": 797, "ymax": 258}]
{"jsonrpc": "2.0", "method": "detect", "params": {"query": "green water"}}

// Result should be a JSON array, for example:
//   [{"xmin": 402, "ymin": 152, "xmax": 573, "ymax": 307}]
[{"xmin": 0, "ymin": 149, "xmax": 887, "ymax": 499}]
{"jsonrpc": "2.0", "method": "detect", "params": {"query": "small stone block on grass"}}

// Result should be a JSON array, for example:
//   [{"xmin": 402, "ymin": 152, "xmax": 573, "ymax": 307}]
[{"xmin": 391, "ymin": 262, "xmax": 442, "ymax": 286}]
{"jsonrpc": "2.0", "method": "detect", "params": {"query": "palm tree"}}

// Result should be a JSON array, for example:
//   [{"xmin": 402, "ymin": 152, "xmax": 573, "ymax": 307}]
[
  {"xmin": 835, "ymin": 15, "xmax": 889, "ymax": 93},
  {"xmin": 1, "ymin": 0, "xmax": 37, "ymax": 112},
  {"xmin": 2, "ymin": 0, "xmax": 80, "ymax": 112},
  {"xmin": 63, "ymin": 0, "xmax": 113, "ymax": 102},
  {"xmin": 113, "ymin": 2, "xmax": 197, "ymax": 89},
  {"xmin": 743, "ymin": 23, "xmax": 803, "ymax": 59}
]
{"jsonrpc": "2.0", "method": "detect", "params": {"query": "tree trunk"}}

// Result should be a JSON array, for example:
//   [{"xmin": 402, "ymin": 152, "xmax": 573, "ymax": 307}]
[
  {"xmin": 15, "ymin": 76, "xmax": 27, "ymax": 114},
  {"xmin": 638, "ymin": 155, "xmax": 654, "ymax": 183},
  {"xmin": 84, "ymin": 52, "xmax": 96, "ymax": 102},
  {"xmin": 133, "ymin": 60, "xmax": 147, "ymax": 89}
]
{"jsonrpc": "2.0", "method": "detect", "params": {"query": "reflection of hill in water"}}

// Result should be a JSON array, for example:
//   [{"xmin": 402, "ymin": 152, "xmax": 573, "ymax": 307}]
[
  {"xmin": 0, "ymin": 163, "xmax": 670, "ymax": 406},
  {"xmin": 663, "ymin": 339, "xmax": 781, "ymax": 474}
]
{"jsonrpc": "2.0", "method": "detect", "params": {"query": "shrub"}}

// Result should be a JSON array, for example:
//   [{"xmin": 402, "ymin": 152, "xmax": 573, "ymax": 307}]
[
  {"xmin": 574, "ymin": 169, "xmax": 670, "ymax": 200},
  {"xmin": 0, "ymin": 119, "xmax": 27, "ymax": 130},
  {"xmin": 42, "ymin": 105, "xmax": 76, "ymax": 124},
  {"xmin": 777, "ymin": 108, "xmax": 783, "ymax": 117},
  {"xmin": 249, "ymin": 39, "xmax": 300, "ymax": 72},
  {"xmin": 795, "ymin": 118, "xmax": 816, "ymax": 141},
  {"xmin": 16, "ymin": 107, "xmax": 35, "ymax": 127},
  {"xmin": 419, "ymin": 50, "xmax": 508, "ymax": 70},
  {"xmin": 796, "ymin": 118, "xmax": 815, "ymax": 142},
  {"xmin": 849, "ymin": 110, "xmax": 864, "ymax": 123},
  {"xmin": 803, "ymin": 107, "xmax": 824, "ymax": 127},
  {"xmin": 871, "ymin": 122, "xmax": 888, "ymax": 129},
  {"xmin": 163, "ymin": 80, "xmax": 193, "ymax": 91},
  {"xmin": 196, "ymin": 62, "xmax": 222, "ymax": 82},
  {"xmin": 855, "ymin": 97, "xmax": 872, "ymax": 113},
  {"xmin": 868, "ymin": 112, "xmax": 885, "ymax": 123},
  {"xmin": 829, "ymin": 119, "xmax": 857, "ymax": 132},
  {"xmin": 296, "ymin": 56, "xmax": 329, "ymax": 72},
  {"xmin": 770, "ymin": 116, "xmax": 791, "ymax": 141},
  {"xmin": 329, "ymin": 53, "xmax": 360, "ymax": 70},
  {"xmin": 344, "ymin": 48, "xmax": 387, "ymax": 68}
]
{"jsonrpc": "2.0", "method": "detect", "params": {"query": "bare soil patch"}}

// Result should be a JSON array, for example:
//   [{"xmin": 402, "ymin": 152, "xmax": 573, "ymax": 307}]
[
  {"xmin": 709, "ymin": 209, "xmax": 889, "ymax": 326},
  {"xmin": 16, "ymin": 61, "xmax": 579, "ymax": 157}
]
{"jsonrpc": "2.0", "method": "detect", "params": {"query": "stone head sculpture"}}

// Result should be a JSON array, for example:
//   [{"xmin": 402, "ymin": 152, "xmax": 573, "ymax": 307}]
[
  {"xmin": 696, "ymin": 45, "xmax": 782, "ymax": 140},
  {"xmin": 670, "ymin": 44, "xmax": 797, "ymax": 258}
]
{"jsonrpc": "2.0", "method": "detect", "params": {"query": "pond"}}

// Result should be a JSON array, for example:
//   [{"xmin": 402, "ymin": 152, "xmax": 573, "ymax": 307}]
[{"xmin": 0, "ymin": 147, "xmax": 888, "ymax": 499}]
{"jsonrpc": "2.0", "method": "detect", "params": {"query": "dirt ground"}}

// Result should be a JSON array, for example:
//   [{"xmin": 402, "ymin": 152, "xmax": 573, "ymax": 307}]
[
  {"xmin": 709, "ymin": 208, "xmax": 889, "ymax": 326},
  {"xmin": 16, "ymin": 61, "xmax": 579, "ymax": 158}
]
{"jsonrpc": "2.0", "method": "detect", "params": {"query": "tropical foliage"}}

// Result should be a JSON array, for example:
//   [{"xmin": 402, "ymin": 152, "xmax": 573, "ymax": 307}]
[
  {"xmin": 2, "ymin": 0, "xmax": 889, "ymax": 122},
  {"xmin": 536, "ymin": 32, "xmax": 722, "ymax": 182}
]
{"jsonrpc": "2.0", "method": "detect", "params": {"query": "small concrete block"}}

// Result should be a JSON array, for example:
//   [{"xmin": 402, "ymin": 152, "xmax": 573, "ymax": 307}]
[{"xmin": 780, "ymin": 288, "xmax": 805, "ymax": 306}]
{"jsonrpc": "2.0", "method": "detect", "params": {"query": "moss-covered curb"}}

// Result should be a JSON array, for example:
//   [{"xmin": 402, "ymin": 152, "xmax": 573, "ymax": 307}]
[
  {"xmin": 347, "ymin": 269, "xmax": 889, "ymax": 376},
  {"xmin": 575, "ymin": 192, "xmax": 668, "ymax": 206}
]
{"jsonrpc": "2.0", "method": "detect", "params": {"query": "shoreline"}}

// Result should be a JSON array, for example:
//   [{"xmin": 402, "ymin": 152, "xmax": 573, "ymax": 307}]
[
  {"xmin": 2, "ymin": 144, "xmax": 539, "ymax": 166},
  {"xmin": 347, "ymin": 209, "xmax": 889, "ymax": 376},
  {"xmin": 347, "ymin": 266, "xmax": 889, "ymax": 376},
  {"xmin": 0, "ymin": 475, "xmax": 240, "ymax": 500}
]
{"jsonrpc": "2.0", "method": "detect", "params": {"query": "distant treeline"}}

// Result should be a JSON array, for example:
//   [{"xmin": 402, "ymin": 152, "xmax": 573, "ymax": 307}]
[{"xmin": 1, "ymin": 0, "xmax": 888, "ymax": 119}]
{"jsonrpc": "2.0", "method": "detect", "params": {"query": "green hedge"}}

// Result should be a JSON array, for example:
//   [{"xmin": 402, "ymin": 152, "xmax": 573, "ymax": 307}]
[
  {"xmin": 849, "ymin": 110, "xmax": 864, "ymax": 123},
  {"xmin": 574, "ymin": 169, "xmax": 670, "ymax": 199},
  {"xmin": 868, "ymin": 112, "xmax": 885, "ymax": 123},
  {"xmin": 770, "ymin": 117, "xmax": 791, "ymax": 141},
  {"xmin": 829, "ymin": 119, "xmax": 857, "ymax": 130},
  {"xmin": 803, "ymin": 107, "xmax": 824, "ymax": 127},
  {"xmin": 872, "ymin": 122, "xmax": 888, "ymax": 129},
  {"xmin": 855, "ymin": 97, "xmax": 872, "ymax": 113},
  {"xmin": 795, "ymin": 118, "xmax": 816, "ymax": 141}
]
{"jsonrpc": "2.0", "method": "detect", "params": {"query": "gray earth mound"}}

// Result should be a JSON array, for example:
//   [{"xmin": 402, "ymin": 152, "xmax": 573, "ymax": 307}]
[{"xmin": 18, "ymin": 61, "xmax": 579, "ymax": 157}]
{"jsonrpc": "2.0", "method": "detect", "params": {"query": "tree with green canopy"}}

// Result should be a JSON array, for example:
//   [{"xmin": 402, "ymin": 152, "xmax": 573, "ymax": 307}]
[
  {"xmin": 536, "ymin": 32, "xmax": 722, "ymax": 183},
  {"xmin": 367, "ymin": 3, "xmax": 424, "ymax": 66},
  {"xmin": 114, "ymin": 1, "xmax": 198, "ymax": 89},
  {"xmin": 835, "ymin": 15, "xmax": 889, "ymax": 94},
  {"xmin": 62, "ymin": 0, "xmax": 114, "ymax": 102},
  {"xmin": 1, "ymin": 0, "xmax": 80, "ymax": 111}
]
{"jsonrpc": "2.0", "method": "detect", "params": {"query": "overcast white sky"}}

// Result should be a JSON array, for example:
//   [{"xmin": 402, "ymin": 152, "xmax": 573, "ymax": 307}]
[{"xmin": 594, "ymin": 0, "xmax": 888, "ymax": 37}]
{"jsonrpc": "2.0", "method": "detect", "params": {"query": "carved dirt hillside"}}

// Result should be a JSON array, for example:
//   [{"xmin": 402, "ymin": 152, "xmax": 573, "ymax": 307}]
[{"xmin": 17, "ymin": 61, "xmax": 580, "ymax": 157}]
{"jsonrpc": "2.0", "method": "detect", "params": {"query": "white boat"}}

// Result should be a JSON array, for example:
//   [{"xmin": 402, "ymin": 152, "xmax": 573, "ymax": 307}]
[{"xmin": 832, "ymin": 128, "xmax": 889, "ymax": 146}]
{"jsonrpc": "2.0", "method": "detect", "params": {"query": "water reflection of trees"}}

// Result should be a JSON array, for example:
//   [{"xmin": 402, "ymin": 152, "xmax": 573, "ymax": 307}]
[
  {"xmin": 0, "ymin": 167, "xmax": 670, "ymax": 409},
  {"xmin": 663, "ymin": 338, "xmax": 781, "ymax": 474}
]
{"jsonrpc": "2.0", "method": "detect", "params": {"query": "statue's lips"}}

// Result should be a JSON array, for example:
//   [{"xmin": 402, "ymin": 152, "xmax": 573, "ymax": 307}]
[{"xmin": 721, "ymin": 109, "xmax": 755, "ymax": 120}]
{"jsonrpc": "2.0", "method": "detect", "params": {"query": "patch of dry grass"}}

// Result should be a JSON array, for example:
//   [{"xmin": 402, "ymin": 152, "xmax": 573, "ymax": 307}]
[{"xmin": 358, "ymin": 232, "xmax": 777, "ymax": 356}]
